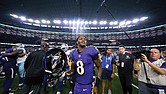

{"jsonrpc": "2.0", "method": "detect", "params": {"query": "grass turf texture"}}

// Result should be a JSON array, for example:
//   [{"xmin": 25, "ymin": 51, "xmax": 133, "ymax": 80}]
[{"xmin": 0, "ymin": 73, "xmax": 138, "ymax": 94}]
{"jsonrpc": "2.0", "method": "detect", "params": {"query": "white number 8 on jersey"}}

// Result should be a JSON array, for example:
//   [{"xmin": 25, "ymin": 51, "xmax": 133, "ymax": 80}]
[{"xmin": 76, "ymin": 60, "xmax": 84, "ymax": 75}]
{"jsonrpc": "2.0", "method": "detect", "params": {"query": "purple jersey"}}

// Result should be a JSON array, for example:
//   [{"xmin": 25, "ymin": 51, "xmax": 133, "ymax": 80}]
[
  {"xmin": 3, "ymin": 48, "xmax": 18, "ymax": 94},
  {"xmin": 5, "ymin": 48, "xmax": 17, "ymax": 66},
  {"xmin": 70, "ymin": 46, "xmax": 99, "ymax": 85}
]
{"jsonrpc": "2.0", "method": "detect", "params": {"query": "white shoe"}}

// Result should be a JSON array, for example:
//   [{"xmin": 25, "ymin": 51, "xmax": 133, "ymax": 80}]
[
  {"xmin": 69, "ymin": 91, "xmax": 73, "ymax": 94},
  {"xmin": 56, "ymin": 91, "xmax": 61, "ymax": 94},
  {"xmin": 108, "ymin": 89, "xmax": 112, "ymax": 94}
]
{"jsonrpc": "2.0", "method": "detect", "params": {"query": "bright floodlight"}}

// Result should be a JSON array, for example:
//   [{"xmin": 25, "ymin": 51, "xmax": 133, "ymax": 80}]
[
  {"xmin": 41, "ymin": 19, "xmax": 46, "ymax": 24},
  {"xmin": 84, "ymin": 21, "xmax": 88, "ymax": 24},
  {"xmin": 76, "ymin": 20, "xmax": 81, "ymax": 24},
  {"xmin": 72, "ymin": 20, "xmax": 76, "ymax": 24},
  {"xmin": 63, "ymin": 20, "xmax": 68, "ymax": 24},
  {"xmin": 34, "ymin": 20, "xmax": 40, "ymax": 23},
  {"xmin": 81, "ymin": 21, "xmax": 84, "ymax": 24},
  {"xmin": 99, "ymin": 21, "xmax": 103, "ymax": 25},
  {"xmin": 92, "ymin": 20, "xmax": 97, "ymax": 25},
  {"xmin": 119, "ymin": 21, "xmax": 125, "ymax": 26},
  {"xmin": 125, "ymin": 20, "xmax": 131, "ymax": 25},
  {"xmin": 68, "ymin": 20, "xmax": 72, "ymax": 24},
  {"xmin": 46, "ymin": 20, "xmax": 51, "ymax": 24},
  {"xmin": 10, "ymin": 14, "xmax": 19, "ymax": 18},
  {"xmin": 140, "ymin": 17, "xmax": 148, "ymax": 21},
  {"xmin": 53, "ymin": 20, "xmax": 61, "ymax": 24},
  {"xmin": 109, "ymin": 21, "xmax": 114, "ymax": 25},
  {"xmin": 28, "ymin": 19, "xmax": 34, "ymax": 22},
  {"xmin": 132, "ymin": 18, "xmax": 139, "ymax": 23},
  {"xmin": 99, "ymin": 21, "xmax": 107, "ymax": 25},
  {"xmin": 19, "ymin": 16, "xmax": 26, "ymax": 21},
  {"xmin": 88, "ymin": 21, "xmax": 92, "ymax": 24},
  {"xmin": 113, "ymin": 21, "xmax": 118, "ymax": 25}
]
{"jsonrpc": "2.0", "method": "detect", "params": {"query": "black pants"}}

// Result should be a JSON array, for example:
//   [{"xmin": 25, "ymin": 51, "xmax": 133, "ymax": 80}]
[
  {"xmin": 21, "ymin": 83, "xmax": 42, "ymax": 94},
  {"xmin": 118, "ymin": 71, "xmax": 133, "ymax": 94}
]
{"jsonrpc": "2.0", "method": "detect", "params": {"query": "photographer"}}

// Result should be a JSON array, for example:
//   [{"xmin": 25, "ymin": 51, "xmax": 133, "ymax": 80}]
[{"xmin": 134, "ymin": 48, "xmax": 166, "ymax": 94}]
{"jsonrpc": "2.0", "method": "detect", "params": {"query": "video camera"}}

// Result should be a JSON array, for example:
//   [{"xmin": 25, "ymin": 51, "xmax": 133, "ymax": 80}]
[{"xmin": 132, "ymin": 50, "xmax": 151, "ymax": 59}]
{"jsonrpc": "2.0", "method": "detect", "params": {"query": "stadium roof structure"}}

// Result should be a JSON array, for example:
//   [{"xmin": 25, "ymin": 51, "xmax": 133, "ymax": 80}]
[{"xmin": 0, "ymin": 0, "xmax": 166, "ymax": 32}]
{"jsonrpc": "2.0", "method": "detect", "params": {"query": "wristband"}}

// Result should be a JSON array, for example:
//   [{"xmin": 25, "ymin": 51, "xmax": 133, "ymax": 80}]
[{"xmin": 94, "ymin": 77, "xmax": 100, "ymax": 87}]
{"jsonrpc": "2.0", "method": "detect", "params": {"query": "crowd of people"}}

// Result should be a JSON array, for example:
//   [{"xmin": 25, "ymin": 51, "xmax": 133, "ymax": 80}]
[{"xmin": 0, "ymin": 35, "xmax": 166, "ymax": 94}]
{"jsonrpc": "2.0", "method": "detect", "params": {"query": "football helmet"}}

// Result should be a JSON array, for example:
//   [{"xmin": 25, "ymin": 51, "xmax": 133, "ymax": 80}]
[
  {"xmin": 60, "ymin": 43, "xmax": 69, "ymax": 52},
  {"xmin": 43, "ymin": 48, "xmax": 67, "ymax": 77},
  {"xmin": 16, "ymin": 43, "xmax": 25, "ymax": 48}
]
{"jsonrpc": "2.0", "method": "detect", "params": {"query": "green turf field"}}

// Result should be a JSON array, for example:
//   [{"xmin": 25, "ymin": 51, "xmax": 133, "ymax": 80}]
[{"xmin": 0, "ymin": 72, "xmax": 138, "ymax": 94}]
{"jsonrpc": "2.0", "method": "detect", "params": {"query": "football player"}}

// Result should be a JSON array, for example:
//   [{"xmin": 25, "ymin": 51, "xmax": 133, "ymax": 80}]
[
  {"xmin": 1, "ymin": 46, "xmax": 24, "ymax": 94},
  {"xmin": 70, "ymin": 35, "xmax": 102, "ymax": 94}
]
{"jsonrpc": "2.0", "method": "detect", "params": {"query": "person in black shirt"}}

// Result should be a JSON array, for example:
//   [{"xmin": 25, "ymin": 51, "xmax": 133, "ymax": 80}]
[
  {"xmin": 115, "ymin": 45, "xmax": 134, "ymax": 94},
  {"xmin": 21, "ymin": 42, "xmax": 49, "ymax": 94}
]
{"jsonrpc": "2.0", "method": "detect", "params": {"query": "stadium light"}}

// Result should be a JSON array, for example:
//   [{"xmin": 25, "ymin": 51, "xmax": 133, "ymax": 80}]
[
  {"xmin": 34, "ymin": 20, "xmax": 40, "ymax": 23},
  {"xmin": 41, "ymin": 19, "xmax": 46, "ymax": 24},
  {"xmin": 53, "ymin": 20, "xmax": 61, "ymax": 24},
  {"xmin": 140, "ymin": 17, "xmax": 148, "ymax": 21},
  {"xmin": 9, "ymin": 14, "xmax": 148, "ymax": 29},
  {"xmin": 99, "ymin": 21, "xmax": 107, "ymax": 25},
  {"xmin": 19, "ymin": 16, "xmax": 26, "ymax": 21},
  {"xmin": 46, "ymin": 20, "xmax": 51, "ymax": 24},
  {"xmin": 69, "ymin": 20, "xmax": 72, "ymax": 24},
  {"xmin": 63, "ymin": 20, "xmax": 68, "ymax": 24},
  {"xmin": 10, "ymin": 14, "xmax": 19, "ymax": 18},
  {"xmin": 88, "ymin": 21, "xmax": 92, "ymax": 24},
  {"xmin": 81, "ymin": 21, "xmax": 84, "ymax": 24},
  {"xmin": 84, "ymin": 21, "xmax": 88, "ymax": 24},
  {"xmin": 132, "ymin": 18, "xmax": 139, "ymax": 23},
  {"xmin": 113, "ymin": 21, "xmax": 118, "ymax": 25},
  {"xmin": 72, "ymin": 20, "xmax": 76, "ymax": 24},
  {"xmin": 92, "ymin": 20, "xmax": 97, "ymax": 25},
  {"xmin": 76, "ymin": 20, "xmax": 81, "ymax": 24},
  {"xmin": 28, "ymin": 19, "xmax": 34, "ymax": 22},
  {"xmin": 119, "ymin": 21, "xmax": 125, "ymax": 26},
  {"xmin": 125, "ymin": 20, "xmax": 131, "ymax": 25},
  {"xmin": 109, "ymin": 21, "xmax": 114, "ymax": 25}
]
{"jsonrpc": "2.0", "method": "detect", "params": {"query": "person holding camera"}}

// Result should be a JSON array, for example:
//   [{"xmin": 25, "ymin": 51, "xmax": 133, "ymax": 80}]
[
  {"xmin": 134, "ymin": 48, "xmax": 166, "ymax": 94},
  {"xmin": 115, "ymin": 45, "xmax": 134, "ymax": 94}
]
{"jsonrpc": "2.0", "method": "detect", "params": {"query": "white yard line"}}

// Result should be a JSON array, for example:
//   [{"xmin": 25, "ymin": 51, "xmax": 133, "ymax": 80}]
[{"xmin": 29, "ymin": 90, "xmax": 33, "ymax": 94}]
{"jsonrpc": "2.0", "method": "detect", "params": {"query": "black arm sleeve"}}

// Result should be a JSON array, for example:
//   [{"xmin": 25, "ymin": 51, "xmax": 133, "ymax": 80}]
[{"xmin": 24, "ymin": 53, "xmax": 31, "ymax": 71}]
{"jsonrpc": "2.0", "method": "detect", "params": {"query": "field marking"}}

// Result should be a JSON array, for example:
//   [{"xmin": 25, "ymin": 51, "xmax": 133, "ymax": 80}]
[
  {"xmin": 114, "ymin": 73, "xmax": 139, "ymax": 89},
  {"xmin": 29, "ymin": 90, "xmax": 33, "ymax": 94}
]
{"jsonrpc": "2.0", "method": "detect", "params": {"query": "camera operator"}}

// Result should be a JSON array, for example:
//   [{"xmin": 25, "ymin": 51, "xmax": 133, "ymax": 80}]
[
  {"xmin": 134, "ymin": 48, "xmax": 166, "ymax": 94},
  {"xmin": 161, "ymin": 50, "xmax": 166, "ymax": 61}
]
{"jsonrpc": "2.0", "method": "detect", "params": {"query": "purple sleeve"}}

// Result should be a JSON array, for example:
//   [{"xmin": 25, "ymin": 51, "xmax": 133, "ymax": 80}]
[
  {"xmin": 5, "ymin": 48, "xmax": 13, "ymax": 53},
  {"xmin": 90, "ymin": 46, "xmax": 99, "ymax": 60}
]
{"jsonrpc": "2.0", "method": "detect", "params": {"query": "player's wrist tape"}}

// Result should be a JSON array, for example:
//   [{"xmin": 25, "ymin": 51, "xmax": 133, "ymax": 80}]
[
  {"xmin": 95, "ymin": 77, "xmax": 100, "ymax": 87},
  {"xmin": 134, "ymin": 70, "xmax": 138, "ymax": 74}
]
